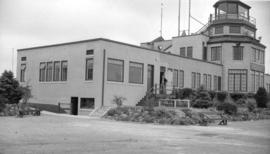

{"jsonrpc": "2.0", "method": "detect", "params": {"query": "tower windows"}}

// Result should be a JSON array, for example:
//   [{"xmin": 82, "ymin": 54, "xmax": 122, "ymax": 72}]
[
  {"xmin": 215, "ymin": 26, "xmax": 223, "ymax": 34},
  {"xmin": 211, "ymin": 46, "xmax": 221, "ymax": 61},
  {"xmin": 229, "ymin": 26, "xmax": 241, "ymax": 33}
]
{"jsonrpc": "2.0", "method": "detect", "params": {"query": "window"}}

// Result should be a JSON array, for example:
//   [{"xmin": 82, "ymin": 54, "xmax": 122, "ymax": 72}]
[
  {"xmin": 86, "ymin": 58, "xmax": 94, "ymax": 80},
  {"xmin": 180, "ymin": 47, "xmax": 186, "ymax": 56},
  {"xmin": 129, "ymin": 62, "xmax": 143, "ymax": 84},
  {"xmin": 187, "ymin": 47, "xmax": 193, "ymax": 58},
  {"xmin": 39, "ymin": 62, "xmax": 46, "ymax": 82},
  {"xmin": 228, "ymin": 69, "xmax": 247, "ymax": 92},
  {"xmin": 86, "ymin": 49, "xmax": 94, "ymax": 55},
  {"xmin": 61, "ymin": 61, "xmax": 68, "ymax": 81},
  {"xmin": 196, "ymin": 73, "xmax": 201, "ymax": 88},
  {"xmin": 203, "ymin": 74, "xmax": 207, "ymax": 88},
  {"xmin": 260, "ymin": 51, "xmax": 265, "ymax": 64},
  {"xmin": 53, "ymin": 61, "xmax": 60, "ymax": 81},
  {"xmin": 214, "ymin": 76, "xmax": 218, "ymax": 91},
  {"xmin": 230, "ymin": 26, "xmax": 241, "ymax": 33},
  {"xmin": 251, "ymin": 71, "xmax": 255, "ymax": 92},
  {"xmin": 80, "ymin": 98, "xmax": 95, "ymax": 109},
  {"xmin": 251, "ymin": 48, "xmax": 256, "ymax": 62},
  {"xmin": 228, "ymin": 3, "xmax": 237, "ymax": 14},
  {"xmin": 46, "ymin": 62, "xmax": 53, "ymax": 81},
  {"xmin": 207, "ymin": 74, "xmax": 212, "ymax": 90},
  {"xmin": 233, "ymin": 46, "xmax": 243, "ymax": 60},
  {"xmin": 178, "ymin": 70, "xmax": 184, "ymax": 88},
  {"xmin": 20, "ymin": 64, "xmax": 26, "ymax": 82},
  {"xmin": 21, "ymin": 57, "xmax": 27, "ymax": 61},
  {"xmin": 211, "ymin": 46, "xmax": 221, "ymax": 61},
  {"xmin": 172, "ymin": 69, "xmax": 178, "ymax": 87},
  {"xmin": 107, "ymin": 58, "xmax": 124, "ymax": 82},
  {"xmin": 191, "ymin": 72, "xmax": 196, "ymax": 89},
  {"xmin": 215, "ymin": 26, "xmax": 223, "ymax": 34}
]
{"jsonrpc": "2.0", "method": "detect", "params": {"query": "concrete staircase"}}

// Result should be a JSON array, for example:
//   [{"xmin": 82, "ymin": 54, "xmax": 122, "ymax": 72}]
[{"xmin": 89, "ymin": 106, "xmax": 111, "ymax": 117}]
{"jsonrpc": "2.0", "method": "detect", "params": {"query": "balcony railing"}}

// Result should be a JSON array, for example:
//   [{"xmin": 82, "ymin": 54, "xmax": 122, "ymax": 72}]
[{"xmin": 210, "ymin": 14, "xmax": 256, "ymax": 26}]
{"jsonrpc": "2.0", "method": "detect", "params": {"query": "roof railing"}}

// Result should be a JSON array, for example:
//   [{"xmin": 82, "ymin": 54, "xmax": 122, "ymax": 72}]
[{"xmin": 210, "ymin": 13, "xmax": 256, "ymax": 25}]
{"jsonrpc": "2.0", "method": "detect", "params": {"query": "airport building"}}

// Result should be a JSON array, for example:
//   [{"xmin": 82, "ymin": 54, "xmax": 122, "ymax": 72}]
[{"xmin": 17, "ymin": 0, "xmax": 270, "ymax": 115}]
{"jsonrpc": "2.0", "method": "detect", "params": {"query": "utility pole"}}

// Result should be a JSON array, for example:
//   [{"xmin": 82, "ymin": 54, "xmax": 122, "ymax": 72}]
[
  {"xmin": 12, "ymin": 48, "xmax": 14, "ymax": 72},
  {"xmin": 160, "ymin": 2, "xmax": 163, "ymax": 37},
  {"xmin": 178, "ymin": 0, "xmax": 181, "ymax": 36},
  {"xmin": 188, "ymin": 0, "xmax": 191, "ymax": 35}
]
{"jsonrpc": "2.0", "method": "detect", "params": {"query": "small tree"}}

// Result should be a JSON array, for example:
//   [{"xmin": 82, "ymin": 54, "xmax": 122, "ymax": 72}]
[
  {"xmin": 255, "ymin": 87, "xmax": 268, "ymax": 108},
  {"xmin": 112, "ymin": 96, "xmax": 126, "ymax": 108},
  {"xmin": 0, "ymin": 71, "xmax": 23, "ymax": 105}
]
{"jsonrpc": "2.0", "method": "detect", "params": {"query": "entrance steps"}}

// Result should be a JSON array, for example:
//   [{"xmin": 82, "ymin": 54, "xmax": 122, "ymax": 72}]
[{"xmin": 89, "ymin": 106, "xmax": 111, "ymax": 117}]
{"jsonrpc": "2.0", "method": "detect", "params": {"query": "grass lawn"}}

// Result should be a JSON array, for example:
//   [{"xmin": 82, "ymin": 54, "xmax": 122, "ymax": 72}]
[{"xmin": 0, "ymin": 114, "xmax": 270, "ymax": 154}]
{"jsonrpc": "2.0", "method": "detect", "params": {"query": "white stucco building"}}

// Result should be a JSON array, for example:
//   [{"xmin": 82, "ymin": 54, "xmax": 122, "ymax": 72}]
[{"xmin": 17, "ymin": 0, "xmax": 270, "ymax": 115}]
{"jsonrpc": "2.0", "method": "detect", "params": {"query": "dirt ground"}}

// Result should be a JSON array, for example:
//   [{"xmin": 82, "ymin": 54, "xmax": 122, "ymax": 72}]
[{"xmin": 0, "ymin": 114, "xmax": 270, "ymax": 154}]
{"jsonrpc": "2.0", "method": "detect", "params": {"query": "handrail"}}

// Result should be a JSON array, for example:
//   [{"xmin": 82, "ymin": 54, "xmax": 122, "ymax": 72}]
[{"xmin": 210, "ymin": 14, "xmax": 256, "ymax": 25}]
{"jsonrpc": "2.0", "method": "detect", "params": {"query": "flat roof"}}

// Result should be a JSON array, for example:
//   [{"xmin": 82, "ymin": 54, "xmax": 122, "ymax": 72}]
[{"xmin": 18, "ymin": 38, "xmax": 223, "ymax": 66}]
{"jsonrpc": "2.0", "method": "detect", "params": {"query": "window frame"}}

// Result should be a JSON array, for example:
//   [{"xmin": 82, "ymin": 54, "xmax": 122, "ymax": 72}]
[
  {"xmin": 80, "ymin": 98, "xmax": 95, "ymax": 109},
  {"xmin": 107, "ymin": 58, "xmax": 124, "ymax": 82},
  {"xmin": 180, "ymin": 47, "xmax": 186, "ymax": 57},
  {"xmin": 229, "ymin": 25, "xmax": 241, "ymax": 33},
  {"xmin": 187, "ymin": 46, "xmax": 193, "ymax": 58},
  {"xmin": 39, "ymin": 62, "xmax": 46, "ymax": 82},
  {"xmin": 129, "ymin": 61, "xmax": 144, "ymax": 84},
  {"xmin": 61, "ymin": 60, "xmax": 68, "ymax": 81},
  {"xmin": 178, "ymin": 70, "xmax": 184, "ymax": 88},
  {"xmin": 85, "ymin": 58, "xmax": 94, "ymax": 81},
  {"xmin": 211, "ymin": 46, "xmax": 221, "ymax": 61},
  {"xmin": 20, "ymin": 64, "xmax": 26, "ymax": 82},
  {"xmin": 233, "ymin": 46, "xmax": 244, "ymax": 60},
  {"xmin": 53, "ymin": 61, "xmax": 61, "ymax": 81},
  {"xmin": 215, "ymin": 26, "xmax": 223, "ymax": 34},
  {"xmin": 228, "ymin": 69, "xmax": 247, "ymax": 92}
]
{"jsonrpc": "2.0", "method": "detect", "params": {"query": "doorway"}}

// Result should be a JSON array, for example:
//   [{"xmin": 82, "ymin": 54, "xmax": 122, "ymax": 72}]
[
  {"xmin": 70, "ymin": 97, "xmax": 78, "ymax": 115},
  {"xmin": 147, "ymin": 65, "xmax": 154, "ymax": 91}
]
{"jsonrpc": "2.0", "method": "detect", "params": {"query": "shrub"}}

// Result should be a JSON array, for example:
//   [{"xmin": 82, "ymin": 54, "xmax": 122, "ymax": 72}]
[
  {"xmin": 175, "ymin": 88, "xmax": 194, "ymax": 99},
  {"xmin": 216, "ymin": 102, "xmax": 237, "ymax": 115},
  {"xmin": 112, "ymin": 96, "xmax": 126, "ymax": 107},
  {"xmin": 0, "ymin": 71, "xmax": 24, "ymax": 105},
  {"xmin": 246, "ymin": 93, "xmax": 255, "ymax": 98},
  {"xmin": 230, "ymin": 93, "xmax": 246, "ymax": 102},
  {"xmin": 192, "ymin": 100, "xmax": 213, "ymax": 108},
  {"xmin": 246, "ymin": 98, "xmax": 256, "ymax": 112},
  {"xmin": 255, "ymin": 87, "xmax": 268, "ymax": 108},
  {"xmin": 208, "ymin": 91, "xmax": 216, "ymax": 101},
  {"xmin": 235, "ymin": 98, "xmax": 246, "ymax": 107},
  {"xmin": 216, "ymin": 92, "xmax": 227, "ymax": 102}
]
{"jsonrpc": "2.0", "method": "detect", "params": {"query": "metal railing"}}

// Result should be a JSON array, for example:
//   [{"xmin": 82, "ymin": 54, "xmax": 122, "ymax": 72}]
[
  {"xmin": 210, "ymin": 14, "xmax": 256, "ymax": 25},
  {"xmin": 159, "ymin": 99, "xmax": 190, "ymax": 108}
]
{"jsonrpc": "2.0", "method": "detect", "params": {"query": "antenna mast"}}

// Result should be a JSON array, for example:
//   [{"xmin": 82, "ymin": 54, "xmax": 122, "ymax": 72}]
[
  {"xmin": 178, "ymin": 0, "xmax": 181, "ymax": 36},
  {"xmin": 12, "ymin": 48, "xmax": 14, "ymax": 73},
  {"xmin": 188, "ymin": 0, "xmax": 191, "ymax": 35},
  {"xmin": 160, "ymin": 2, "xmax": 163, "ymax": 37}
]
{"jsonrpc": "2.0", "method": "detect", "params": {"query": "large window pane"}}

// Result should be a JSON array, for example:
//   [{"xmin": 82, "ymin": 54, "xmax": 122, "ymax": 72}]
[
  {"xmin": 196, "ymin": 73, "xmax": 201, "ymax": 89},
  {"xmin": 39, "ymin": 62, "xmax": 46, "ymax": 82},
  {"xmin": 233, "ymin": 46, "xmax": 243, "ymax": 60},
  {"xmin": 215, "ymin": 26, "xmax": 223, "ymax": 34},
  {"xmin": 191, "ymin": 72, "xmax": 196, "ymax": 89},
  {"xmin": 187, "ymin": 47, "xmax": 193, "ymax": 58},
  {"xmin": 211, "ymin": 46, "xmax": 221, "ymax": 61},
  {"xmin": 46, "ymin": 62, "xmax": 53, "ymax": 81},
  {"xmin": 61, "ymin": 61, "xmax": 68, "ymax": 81},
  {"xmin": 53, "ymin": 61, "xmax": 60, "ymax": 81},
  {"xmin": 228, "ymin": 69, "xmax": 247, "ymax": 92},
  {"xmin": 228, "ymin": 3, "xmax": 237, "ymax": 14},
  {"xmin": 178, "ymin": 70, "xmax": 184, "ymax": 88},
  {"xmin": 80, "ymin": 98, "xmax": 95, "ymax": 109},
  {"xmin": 129, "ymin": 62, "xmax": 143, "ymax": 84},
  {"xmin": 172, "ymin": 69, "xmax": 178, "ymax": 87},
  {"xmin": 86, "ymin": 58, "xmax": 94, "ymax": 80},
  {"xmin": 207, "ymin": 74, "xmax": 212, "ymax": 90},
  {"xmin": 107, "ymin": 58, "xmax": 124, "ymax": 82},
  {"xmin": 229, "ymin": 26, "xmax": 241, "ymax": 33},
  {"xmin": 20, "ymin": 64, "xmax": 26, "ymax": 82},
  {"xmin": 180, "ymin": 47, "xmax": 185, "ymax": 56}
]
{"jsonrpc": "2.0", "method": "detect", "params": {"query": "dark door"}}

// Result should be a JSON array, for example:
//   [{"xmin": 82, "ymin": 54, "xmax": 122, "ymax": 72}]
[
  {"xmin": 70, "ymin": 97, "xmax": 78, "ymax": 115},
  {"xmin": 218, "ymin": 77, "xmax": 222, "ymax": 91},
  {"xmin": 147, "ymin": 65, "xmax": 154, "ymax": 91}
]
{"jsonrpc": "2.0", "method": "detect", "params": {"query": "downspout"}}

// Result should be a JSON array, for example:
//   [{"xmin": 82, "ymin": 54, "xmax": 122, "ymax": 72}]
[{"xmin": 101, "ymin": 49, "xmax": 106, "ymax": 107}]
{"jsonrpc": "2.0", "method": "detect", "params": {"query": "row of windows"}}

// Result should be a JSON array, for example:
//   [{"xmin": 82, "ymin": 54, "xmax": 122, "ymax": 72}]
[
  {"xmin": 180, "ymin": 47, "xmax": 193, "ymax": 58},
  {"xmin": 39, "ymin": 61, "xmax": 68, "ymax": 82},
  {"xmin": 210, "ymin": 46, "xmax": 243, "ymax": 61},
  {"xmin": 250, "ymin": 71, "xmax": 264, "ymax": 92},
  {"xmin": 107, "ymin": 58, "xmax": 144, "ymax": 84},
  {"xmin": 251, "ymin": 48, "xmax": 264, "ymax": 64},
  {"xmin": 215, "ymin": 25, "xmax": 241, "ymax": 34},
  {"xmin": 190, "ymin": 72, "xmax": 221, "ymax": 91}
]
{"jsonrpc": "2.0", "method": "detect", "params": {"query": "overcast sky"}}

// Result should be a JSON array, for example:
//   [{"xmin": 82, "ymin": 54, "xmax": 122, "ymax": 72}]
[{"xmin": 0, "ymin": 0, "xmax": 269, "ymax": 76}]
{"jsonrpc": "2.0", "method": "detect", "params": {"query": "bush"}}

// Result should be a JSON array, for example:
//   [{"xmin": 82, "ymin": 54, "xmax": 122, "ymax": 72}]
[
  {"xmin": 216, "ymin": 92, "xmax": 227, "ymax": 102},
  {"xmin": 192, "ymin": 89, "xmax": 212, "ymax": 109},
  {"xmin": 208, "ymin": 91, "xmax": 216, "ymax": 101},
  {"xmin": 235, "ymin": 98, "xmax": 246, "ymax": 107},
  {"xmin": 255, "ymin": 87, "xmax": 268, "ymax": 108},
  {"xmin": 216, "ymin": 102, "xmax": 238, "ymax": 115},
  {"xmin": 175, "ymin": 88, "xmax": 194, "ymax": 99},
  {"xmin": 112, "ymin": 96, "xmax": 126, "ymax": 107},
  {"xmin": 246, "ymin": 98, "xmax": 256, "ymax": 112},
  {"xmin": 192, "ymin": 100, "xmax": 213, "ymax": 108},
  {"xmin": 230, "ymin": 93, "xmax": 246, "ymax": 102}
]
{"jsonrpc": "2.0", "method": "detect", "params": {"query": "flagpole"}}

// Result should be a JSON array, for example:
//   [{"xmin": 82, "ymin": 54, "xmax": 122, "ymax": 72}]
[
  {"xmin": 160, "ymin": 2, "xmax": 163, "ymax": 37},
  {"xmin": 188, "ymin": 0, "xmax": 191, "ymax": 35},
  {"xmin": 178, "ymin": 0, "xmax": 181, "ymax": 36}
]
